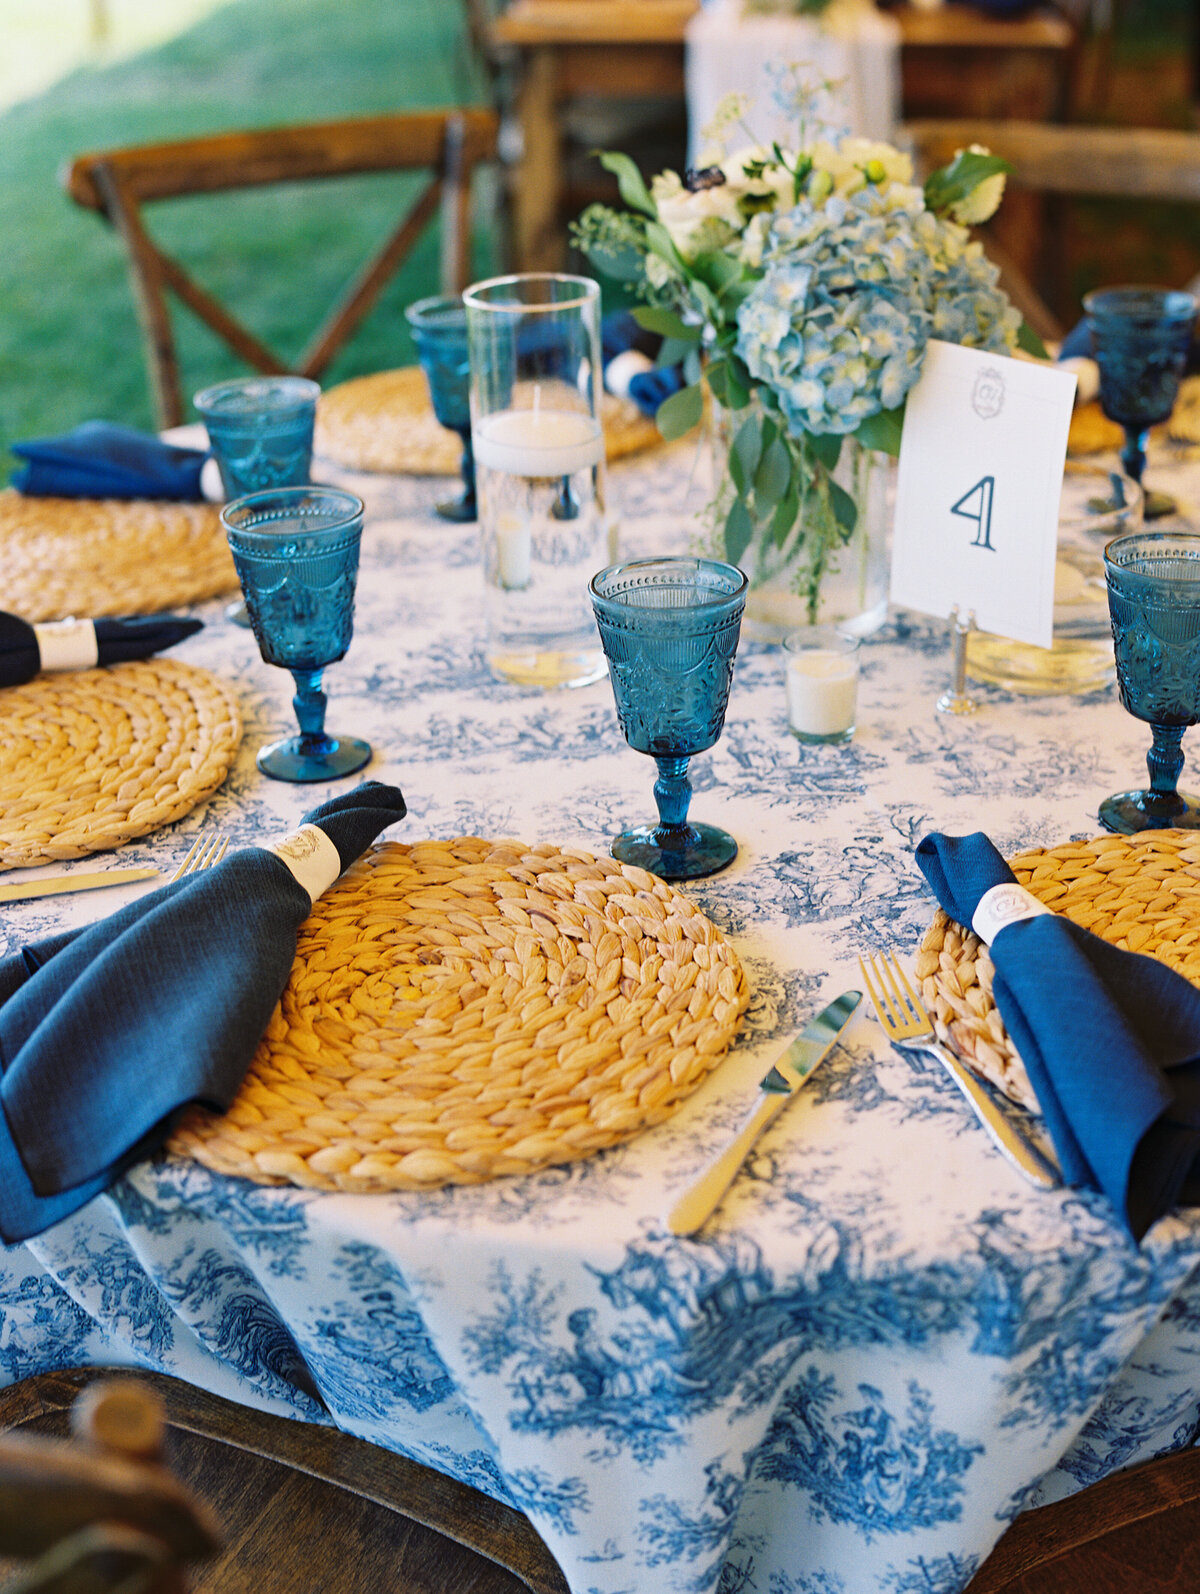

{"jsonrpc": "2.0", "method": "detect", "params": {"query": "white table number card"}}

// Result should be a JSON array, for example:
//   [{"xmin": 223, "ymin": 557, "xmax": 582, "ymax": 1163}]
[{"xmin": 890, "ymin": 340, "xmax": 1077, "ymax": 648}]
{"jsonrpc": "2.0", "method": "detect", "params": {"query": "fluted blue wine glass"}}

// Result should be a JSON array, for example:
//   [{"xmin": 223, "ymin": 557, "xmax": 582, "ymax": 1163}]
[
  {"xmin": 1101, "ymin": 529, "xmax": 1200, "ymax": 833},
  {"xmin": 1084, "ymin": 287, "xmax": 1196, "ymax": 520},
  {"xmin": 590, "ymin": 557, "xmax": 747, "ymax": 880},
  {"xmin": 222, "ymin": 487, "xmax": 371, "ymax": 783},
  {"xmin": 406, "ymin": 294, "xmax": 475, "ymax": 522}
]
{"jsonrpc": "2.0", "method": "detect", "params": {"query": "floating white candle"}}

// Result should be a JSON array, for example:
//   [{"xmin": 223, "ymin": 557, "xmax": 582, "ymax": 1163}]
[
  {"xmin": 473, "ymin": 407, "xmax": 603, "ymax": 478},
  {"xmin": 495, "ymin": 510, "xmax": 532, "ymax": 589}
]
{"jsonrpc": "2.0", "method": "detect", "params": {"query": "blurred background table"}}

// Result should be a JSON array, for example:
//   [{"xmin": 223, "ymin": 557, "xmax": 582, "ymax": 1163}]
[{"xmin": 486, "ymin": 0, "xmax": 1076, "ymax": 270}]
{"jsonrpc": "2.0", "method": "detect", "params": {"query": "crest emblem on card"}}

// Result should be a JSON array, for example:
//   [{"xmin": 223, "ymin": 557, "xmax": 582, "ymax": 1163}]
[{"xmin": 972, "ymin": 368, "xmax": 1005, "ymax": 420}]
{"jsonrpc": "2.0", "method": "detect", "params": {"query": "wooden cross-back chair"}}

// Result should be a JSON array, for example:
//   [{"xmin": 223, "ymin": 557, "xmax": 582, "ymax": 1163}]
[
  {"xmin": 905, "ymin": 119, "xmax": 1200, "ymax": 343},
  {"xmin": 62, "ymin": 108, "xmax": 500, "ymax": 429}
]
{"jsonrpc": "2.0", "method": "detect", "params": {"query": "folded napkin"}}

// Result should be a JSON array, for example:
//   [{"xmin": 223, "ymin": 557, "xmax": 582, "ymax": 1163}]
[
  {"xmin": 0, "ymin": 781, "xmax": 407, "ymax": 1244},
  {"xmin": 11, "ymin": 421, "xmax": 209, "ymax": 500},
  {"xmin": 0, "ymin": 612, "xmax": 203, "ymax": 688},
  {"xmin": 916, "ymin": 831, "xmax": 1200, "ymax": 1242},
  {"xmin": 601, "ymin": 309, "xmax": 685, "ymax": 419}
]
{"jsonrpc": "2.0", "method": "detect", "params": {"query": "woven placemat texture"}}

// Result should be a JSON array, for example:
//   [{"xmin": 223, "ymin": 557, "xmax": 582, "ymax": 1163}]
[
  {"xmin": 315, "ymin": 366, "xmax": 662, "ymax": 475},
  {"xmin": 0, "ymin": 489, "xmax": 237, "ymax": 622},
  {"xmin": 0, "ymin": 659, "xmax": 242, "ymax": 869},
  {"xmin": 915, "ymin": 831, "xmax": 1200, "ymax": 1114},
  {"xmin": 170, "ymin": 836, "xmax": 749, "ymax": 1191}
]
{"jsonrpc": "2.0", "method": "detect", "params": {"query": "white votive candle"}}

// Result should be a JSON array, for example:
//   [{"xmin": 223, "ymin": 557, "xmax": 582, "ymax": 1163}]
[
  {"xmin": 783, "ymin": 627, "xmax": 860, "ymax": 745},
  {"xmin": 495, "ymin": 510, "xmax": 532, "ymax": 589},
  {"xmin": 473, "ymin": 406, "xmax": 604, "ymax": 478}
]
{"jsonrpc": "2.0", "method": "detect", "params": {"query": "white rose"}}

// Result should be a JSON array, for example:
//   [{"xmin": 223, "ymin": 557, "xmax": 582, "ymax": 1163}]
[{"xmin": 650, "ymin": 169, "xmax": 743, "ymax": 262}]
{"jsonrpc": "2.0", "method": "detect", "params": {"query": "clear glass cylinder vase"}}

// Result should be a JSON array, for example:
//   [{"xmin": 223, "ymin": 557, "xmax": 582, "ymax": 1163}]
[{"xmin": 704, "ymin": 394, "xmax": 891, "ymax": 644}]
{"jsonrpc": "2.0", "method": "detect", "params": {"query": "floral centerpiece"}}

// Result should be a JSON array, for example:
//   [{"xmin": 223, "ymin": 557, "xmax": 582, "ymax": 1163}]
[{"xmin": 574, "ymin": 79, "xmax": 1032, "ymax": 630}]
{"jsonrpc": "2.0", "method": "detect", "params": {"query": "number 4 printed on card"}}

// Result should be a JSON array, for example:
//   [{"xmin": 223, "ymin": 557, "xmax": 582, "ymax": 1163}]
[{"xmin": 951, "ymin": 476, "xmax": 995, "ymax": 551}]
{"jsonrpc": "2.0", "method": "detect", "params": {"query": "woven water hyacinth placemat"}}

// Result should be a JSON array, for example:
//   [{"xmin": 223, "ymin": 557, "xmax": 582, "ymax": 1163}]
[
  {"xmin": 0, "ymin": 490, "xmax": 237, "ymax": 622},
  {"xmin": 916, "ymin": 831, "xmax": 1200, "ymax": 1114},
  {"xmin": 0, "ymin": 659, "xmax": 242, "ymax": 869},
  {"xmin": 314, "ymin": 366, "xmax": 663, "ymax": 475},
  {"xmin": 170, "ymin": 836, "xmax": 749, "ymax": 1191}
]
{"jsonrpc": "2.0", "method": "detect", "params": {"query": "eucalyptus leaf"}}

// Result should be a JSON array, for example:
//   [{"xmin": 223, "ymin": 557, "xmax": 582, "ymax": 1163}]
[
  {"xmin": 597, "ymin": 150, "xmax": 656, "ymax": 217},
  {"xmin": 730, "ymin": 412, "xmax": 763, "ymax": 496},
  {"xmin": 754, "ymin": 436, "xmax": 791, "ymax": 516},
  {"xmin": 643, "ymin": 219, "xmax": 686, "ymax": 273},
  {"xmin": 690, "ymin": 250, "xmax": 743, "ymax": 295},
  {"xmin": 1017, "ymin": 321, "xmax": 1050, "ymax": 359},
  {"xmin": 771, "ymin": 483, "xmax": 800, "ymax": 549},
  {"xmin": 854, "ymin": 405, "xmax": 905, "ymax": 457},
  {"xmin": 658, "ymin": 335, "xmax": 699, "ymax": 368},
  {"xmin": 705, "ymin": 359, "xmax": 730, "ymax": 403},
  {"xmin": 724, "ymin": 497, "xmax": 754, "ymax": 566},
  {"xmin": 829, "ymin": 480, "xmax": 859, "ymax": 536},
  {"xmin": 807, "ymin": 431, "xmax": 842, "ymax": 471},
  {"xmin": 633, "ymin": 306, "xmax": 702, "ymax": 342},
  {"xmin": 655, "ymin": 382, "xmax": 704, "ymax": 441},
  {"xmin": 724, "ymin": 364, "xmax": 752, "ymax": 410}
]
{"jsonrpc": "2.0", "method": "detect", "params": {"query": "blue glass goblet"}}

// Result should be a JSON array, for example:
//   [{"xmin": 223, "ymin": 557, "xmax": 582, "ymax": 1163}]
[
  {"xmin": 1084, "ymin": 287, "xmax": 1196, "ymax": 520},
  {"xmin": 222, "ymin": 487, "xmax": 371, "ymax": 783},
  {"xmin": 1101, "ymin": 529, "xmax": 1200, "ymax": 833},
  {"xmin": 406, "ymin": 295, "xmax": 475, "ymax": 522},
  {"xmin": 195, "ymin": 375, "xmax": 320, "ymax": 627},
  {"xmin": 590, "ymin": 557, "xmax": 747, "ymax": 880}
]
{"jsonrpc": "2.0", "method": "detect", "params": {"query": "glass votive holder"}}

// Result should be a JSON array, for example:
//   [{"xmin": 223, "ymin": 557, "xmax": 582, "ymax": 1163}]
[{"xmin": 783, "ymin": 627, "xmax": 860, "ymax": 745}]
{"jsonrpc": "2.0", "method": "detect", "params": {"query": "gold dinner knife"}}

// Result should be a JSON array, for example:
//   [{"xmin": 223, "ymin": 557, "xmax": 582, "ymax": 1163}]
[
  {"xmin": 0, "ymin": 868, "xmax": 160, "ymax": 904},
  {"xmin": 665, "ymin": 989, "xmax": 863, "ymax": 1237}
]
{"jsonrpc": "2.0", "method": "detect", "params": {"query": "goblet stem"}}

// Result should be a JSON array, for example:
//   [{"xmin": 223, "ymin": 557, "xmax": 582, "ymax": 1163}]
[
  {"xmin": 291, "ymin": 668, "xmax": 335, "ymax": 755},
  {"xmin": 435, "ymin": 428, "xmax": 477, "ymax": 522},
  {"xmin": 652, "ymin": 756, "xmax": 695, "ymax": 837},
  {"xmin": 1119, "ymin": 427, "xmax": 1149, "ymax": 484},
  {"xmin": 1146, "ymin": 722, "xmax": 1188, "ymax": 816}
]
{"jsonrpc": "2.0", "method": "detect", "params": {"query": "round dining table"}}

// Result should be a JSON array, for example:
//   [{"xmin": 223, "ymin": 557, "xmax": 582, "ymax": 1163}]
[{"xmin": 3, "ymin": 430, "xmax": 1200, "ymax": 1594}]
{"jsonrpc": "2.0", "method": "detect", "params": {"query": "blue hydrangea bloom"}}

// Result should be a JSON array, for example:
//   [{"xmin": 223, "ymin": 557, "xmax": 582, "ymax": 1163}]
[{"xmin": 735, "ymin": 186, "xmax": 1020, "ymax": 437}]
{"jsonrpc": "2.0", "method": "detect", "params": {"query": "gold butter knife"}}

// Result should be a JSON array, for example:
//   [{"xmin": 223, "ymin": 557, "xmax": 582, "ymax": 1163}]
[
  {"xmin": 0, "ymin": 868, "xmax": 160, "ymax": 904},
  {"xmin": 666, "ymin": 989, "xmax": 864, "ymax": 1236}
]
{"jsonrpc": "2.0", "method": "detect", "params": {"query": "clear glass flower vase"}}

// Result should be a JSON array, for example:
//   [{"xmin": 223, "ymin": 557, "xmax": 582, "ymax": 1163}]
[{"xmin": 703, "ymin": 394, "xmax": 891, "ymax": 644}]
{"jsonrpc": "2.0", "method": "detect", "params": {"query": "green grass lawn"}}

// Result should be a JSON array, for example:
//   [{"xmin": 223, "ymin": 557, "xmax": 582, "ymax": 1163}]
[{"xmin": 0, "ymin": 0, "xmax": 493, "ymax": 476}]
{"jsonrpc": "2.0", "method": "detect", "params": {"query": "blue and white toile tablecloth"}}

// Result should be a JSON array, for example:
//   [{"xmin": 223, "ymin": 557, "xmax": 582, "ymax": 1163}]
[{"xmin": 5, "ymin": 439, "xmax": 1200, "ymax": 1594}]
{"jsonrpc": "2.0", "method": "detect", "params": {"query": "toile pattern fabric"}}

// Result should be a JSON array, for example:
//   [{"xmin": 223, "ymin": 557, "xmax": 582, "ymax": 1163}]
[{"xmin": 5, "ymin": 439, "xmax": 1200, "ymax": 1594}]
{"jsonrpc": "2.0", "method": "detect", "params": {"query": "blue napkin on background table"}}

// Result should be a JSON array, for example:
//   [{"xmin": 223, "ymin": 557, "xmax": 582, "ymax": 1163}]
[
  {"xmin": 11, "ymin": 421, "xmax": 209, "ymax": 500},
  {"xmin": 0, "ymin": 612, "xmax": 203, "ymax": 688},
  {"xmin": 916, "ymin": 831, "xmax": 1200, "ymax": 1242},
  {"xmin": 0, "ymin": 781, "xmax": 407, "ymax": 1245}
]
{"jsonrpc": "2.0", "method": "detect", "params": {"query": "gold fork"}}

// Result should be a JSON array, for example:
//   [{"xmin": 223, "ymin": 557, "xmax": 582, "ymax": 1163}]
[
  {"xmin": 171, "ymin": 833, "xmax": 230, "ymax": 881},
  {"xmin": 859, "ymin": 950, "xmax": 1060, "ymax": 1190}
]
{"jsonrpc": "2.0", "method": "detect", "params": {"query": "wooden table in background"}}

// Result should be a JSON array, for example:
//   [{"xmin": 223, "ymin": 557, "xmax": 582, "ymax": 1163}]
[{"xmin": 491, "ymin": 0, "xmax": 1075, "ymax": 270}]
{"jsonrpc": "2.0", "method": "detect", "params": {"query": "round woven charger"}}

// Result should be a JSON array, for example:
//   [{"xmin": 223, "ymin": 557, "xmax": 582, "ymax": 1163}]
[
  {"xmin": 916, "ymin": 831, "xmax": 1200, "ymax": 1114},
  {"xmin": 314, "ymin": 366, "xmax": 662, "ymax": 475},
  {"xmin": 169, "ymin": 836, "xmax": 749, "ymax": 1192},
  {"xmin": 0, "ymin": 659, "xmax": 242, "ymax": 870},
  {"xmin": 0, "ymin": 490, "xmax": 237, "ymax": 623}
]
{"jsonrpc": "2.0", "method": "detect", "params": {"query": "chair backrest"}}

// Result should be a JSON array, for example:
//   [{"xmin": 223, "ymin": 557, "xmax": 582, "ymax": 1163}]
[
  {"xmin": 904, "ymin": 119, "xmax": 1200, "ymax": 342},
  {"xmin": 63, "ymin": 108, "xmax": 500, "ymax": 428}
]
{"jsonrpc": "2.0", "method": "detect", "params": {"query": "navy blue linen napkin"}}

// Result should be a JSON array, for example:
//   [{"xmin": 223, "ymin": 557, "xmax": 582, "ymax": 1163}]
[
  {"xmin": 0, "ymin": 612, "xmax": 203, "ymax": 688},
  {"xmin": 0, "ymin": 781, "xmax": 406, "ymax": 1244},
  {"xmin": 11, "ymin": 421, "xmax": 209, "ymax": 500},
  {"xmin": 916, "ymin": 831, "xmax": 1200, "ymax": 1241}
]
